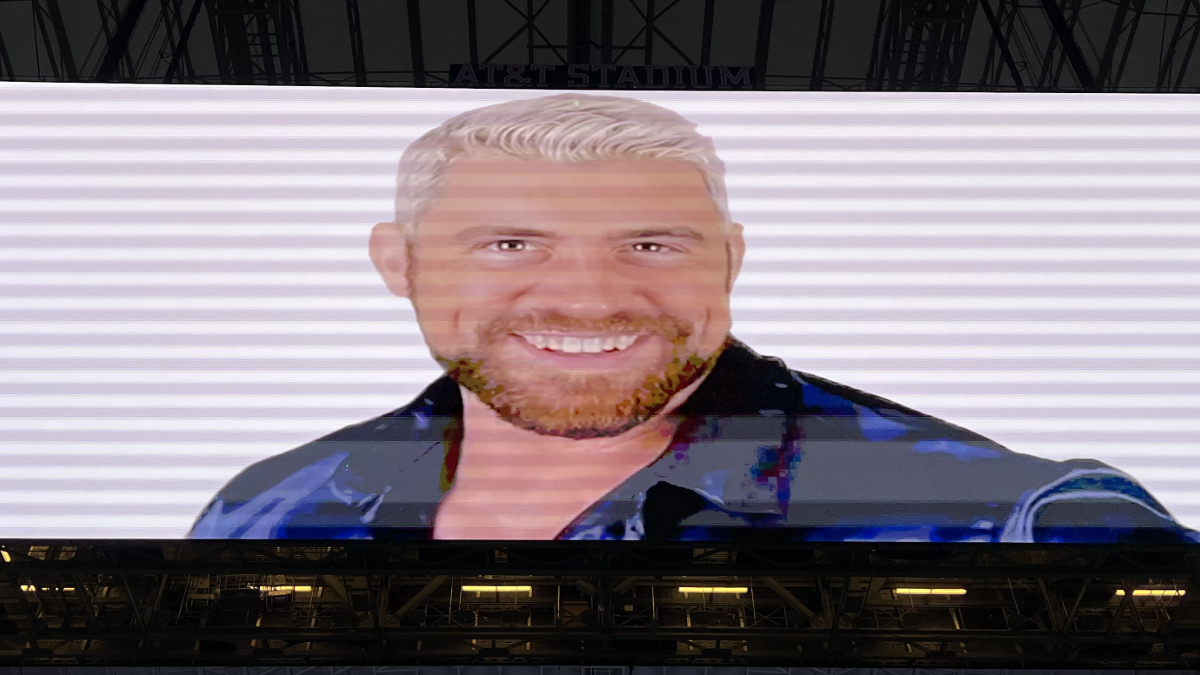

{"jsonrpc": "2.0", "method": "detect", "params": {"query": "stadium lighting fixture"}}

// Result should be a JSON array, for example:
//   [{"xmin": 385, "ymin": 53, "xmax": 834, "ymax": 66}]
[
  {"xmin": 258, "ymin": 585, "xmax": 313, "ymax": 592},
  {"xmin": 461, "ymin": 585, "xmax": 533, "ymax": 594},
  {"xmin": 893, "ymin": 588, "xmax": 968, "ymax": 596},
  {"xmin": 677, "ymin": 586, "xmax": 749, "ymax": 594},
  {"xmin": 1116, "ymin": 589, "xmax": 1185, "ymax": 597},
  {"xmin": 21, "ymin": 585, "xmax": 75, "ymax": 592},
  {"xmin": 0, "ymin": 550, "xmax": 10, "ymax": 563}
]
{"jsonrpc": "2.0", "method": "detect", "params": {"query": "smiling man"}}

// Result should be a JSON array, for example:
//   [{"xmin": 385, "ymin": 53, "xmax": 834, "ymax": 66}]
[{"xmin": 190, "ymin": 94, "xmax": 1195, "ymax": 543}]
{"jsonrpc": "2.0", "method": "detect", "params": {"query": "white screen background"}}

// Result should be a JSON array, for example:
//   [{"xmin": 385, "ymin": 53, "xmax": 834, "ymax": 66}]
[{"xmin": 1, "ymin": 83, "xmax": 1197, "ymax": 537}]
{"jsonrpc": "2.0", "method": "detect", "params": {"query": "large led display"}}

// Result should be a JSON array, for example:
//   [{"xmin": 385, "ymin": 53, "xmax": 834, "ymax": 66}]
[{"xmin": 1, "ymin": 83, "xmax": 1197, "ymax": 543}]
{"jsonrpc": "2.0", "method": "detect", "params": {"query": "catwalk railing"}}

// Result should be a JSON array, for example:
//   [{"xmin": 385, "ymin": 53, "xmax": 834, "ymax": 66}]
[{"xmin": 0, "ymin": 541, "xmax": 1196, "ymax": 666}]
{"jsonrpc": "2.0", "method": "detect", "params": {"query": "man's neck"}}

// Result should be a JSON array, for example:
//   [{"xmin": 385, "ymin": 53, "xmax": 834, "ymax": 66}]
[{"xmin": 431, "ymin": 377, "xmax": 707, "ymax": 540}]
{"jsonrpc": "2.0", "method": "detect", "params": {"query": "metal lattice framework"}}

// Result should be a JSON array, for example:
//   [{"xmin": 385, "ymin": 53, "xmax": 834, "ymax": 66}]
[
  {"xmin": 0, "ymin": 542, "xmax": 1197, "ymax": 666},
  {"xmin": 0, "ymin": 0, "xmax": 1197, "ymax": 91}
]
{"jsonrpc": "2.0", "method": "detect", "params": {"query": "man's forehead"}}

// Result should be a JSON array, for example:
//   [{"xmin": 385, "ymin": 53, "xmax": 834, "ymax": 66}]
[{"xmin": 438, "ymin": 152, "xmax": 712, "ymax": 189}]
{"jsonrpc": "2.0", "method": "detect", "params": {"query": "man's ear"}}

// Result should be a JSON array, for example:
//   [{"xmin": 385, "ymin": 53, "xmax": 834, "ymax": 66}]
[
  {"xmin": 369, "ymin": 221, "xmax": 412, "ymax": 299},
  {"xmin": 725, "ymin": 221, "xmax": 746, "ymax": 292}
]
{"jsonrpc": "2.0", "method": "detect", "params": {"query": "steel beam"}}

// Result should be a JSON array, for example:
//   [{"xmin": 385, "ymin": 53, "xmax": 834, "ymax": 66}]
[
  {"xmin": 392, "ymin": 575, "xmax": 450, "ymax": 619},
  {"xmin": 753, "ymin": 0, "xmax": 775, "ymax": 88},
  {"xmin": 467, "ymin": 0, "xmax": 479, "ymax": 63},
  {"xmin": 1111, "ymin": 0, "xmax": 1147, "ymax": 88},
  {"xmin": 1096, "ymin": 0, "xmax": 1134, "ymax": 88},
  {"xmin": 163, "ymin": 0, "xmax": 206, "ymax": 82},
  {"xmin": 700, "ymin": 0, "xmax": 714, "ymax": 65},
  {"xmin": 408, "ymin": 0, "xmax": 426, "ymax": 86},
  {"xmin": 345, "ymin": 0, "xmax": 367, "ymax": 85},
  {"xmin": 1039, "ymin": 0, "xmax": 1096, "ymax": 89},
  {"xmin": 0, "ymin": 23, "xmax": 13, "ymax": 79},
  {"xmin": 43, "ymin": 0, "xmax": 78, "ymax": 80},
  {"xmin": 96, "ymin": 0, "xmax": 149, "ymax": 81},
  {"xmin": 978, "ymin": 0, "xmax": 1025, "ymax": 89},
  {"xmin": 760, "ymin": 576, "xmax": 818, "ymax": 621},
  {"xmin": 809, "ymin": 0, "xmax": 836, "ymax": 89},
  {"xmin": 1171, "ymin": 0, "xmax": 1200, "ymax": 90}
]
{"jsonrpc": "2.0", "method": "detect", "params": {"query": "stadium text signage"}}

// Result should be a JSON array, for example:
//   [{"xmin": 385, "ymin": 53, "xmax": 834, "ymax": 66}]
[{"xmin": 449, "ymin": 64, "xmax": 756, "ymax": 90}]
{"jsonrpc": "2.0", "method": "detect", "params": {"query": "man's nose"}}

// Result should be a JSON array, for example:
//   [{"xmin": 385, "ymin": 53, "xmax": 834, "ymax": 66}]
[{"xmin": 533, "ymin": 245, "xmax": 633, "ymax": 317}]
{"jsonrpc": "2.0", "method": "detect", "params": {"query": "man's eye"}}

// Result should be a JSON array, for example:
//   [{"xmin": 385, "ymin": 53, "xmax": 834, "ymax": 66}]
[
  {"xmin": 490, "ymin": 240, "xmax": 527, "ymax": 252},
  {"xmin": 632, "ymin": 242, "xmax": 668, "ymax": 253}
]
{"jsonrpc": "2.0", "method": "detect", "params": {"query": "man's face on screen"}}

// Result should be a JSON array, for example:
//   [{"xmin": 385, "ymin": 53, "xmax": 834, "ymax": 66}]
[{"xmin": 390, "ymin": 154, "xmax": 740, "ymax": 438}]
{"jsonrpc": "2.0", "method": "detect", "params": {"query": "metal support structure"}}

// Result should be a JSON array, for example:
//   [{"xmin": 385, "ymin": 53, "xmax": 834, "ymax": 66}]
[
  {"xmin": 977, "ymin": 0, "xmax": 1025, "ymax": 89},
  {"xmin": 699, "ymin": 0, "xmax": 714, "ymax": 65},
  {"xmin": 41, "ymin": 0, "xmax": 78, "ymax": 80},
  {"xmin": 406, "ymin": 0, "xmax": 425, "ymax": 86},
  {"xmin": 466, "ymin": 0, "xmax": 479, "ymax": 64},
  {"xmin": 1, "ymin": 0, "xmax": 1198, "ymax": 90},
  {"xmin": 95, "ymin": 0, "xmax": 148, "ymax": 80},
  {"xmin": 0, "ymin": 23, "xmax": 14, "ymax": 79},
  {"xmin": 566, "ymin": 0, "xmax": 590, "ymax": 64},
  {"xmin": 0, "ymin": 541, "xmax": 1195, "ymax": 665},
  {"xmin": 162, "ymin": 0, "xmax": 204, "ymax": 82},
  {"xmin": 345, "ymin": 0, "xmax": 366, "ymax": 86},
  {"xmin": 809, "ymin": 0, "xmax": 836, "ymax": 90},
  {"xmin": 1158, "ymin": 0, "xmax": 1200, "ymax": 90},
  {"xmin": 753, "ymin": 0, "xmax": 775, "ymax": 90},
  {"xmin": 1039, "ymin": 0, "xmax": 1097, "ymax": 89}
]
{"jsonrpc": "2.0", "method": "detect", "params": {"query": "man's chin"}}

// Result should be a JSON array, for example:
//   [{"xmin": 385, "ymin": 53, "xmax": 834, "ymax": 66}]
[
  {"xmin": 499, "ymin": 407, "xmax": 649, "ymax": 440},
  {"xmin": 438, "ymin": 349, "xmax": 720, "ymax": 438}
]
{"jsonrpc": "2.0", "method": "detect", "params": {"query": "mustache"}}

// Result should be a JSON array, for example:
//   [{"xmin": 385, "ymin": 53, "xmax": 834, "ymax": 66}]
[{"xmin": 476, "ymin": 311, "xmax": 694, "ymax": 343}]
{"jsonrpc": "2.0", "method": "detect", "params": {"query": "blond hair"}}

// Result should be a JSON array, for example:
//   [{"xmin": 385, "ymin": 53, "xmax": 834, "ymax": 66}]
[{"xmin": 393, "ymin": 93, "xmax": 730, "ymax": 233}]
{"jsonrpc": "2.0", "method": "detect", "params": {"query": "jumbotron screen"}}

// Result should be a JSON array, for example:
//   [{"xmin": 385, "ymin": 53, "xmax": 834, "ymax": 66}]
[{"xmin": 1, "ymin": 83, "xmax": 1196, "ymax": 543}]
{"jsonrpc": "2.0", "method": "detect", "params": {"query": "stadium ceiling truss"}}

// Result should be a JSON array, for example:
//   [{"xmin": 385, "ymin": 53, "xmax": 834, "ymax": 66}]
[
  {"xmin": 0, "ymin": 542, "xmax": 1197, "ymax": 666},
  {"xmin": 0, "ymin": 0, "xmax": 1197, "ymax": 91}
]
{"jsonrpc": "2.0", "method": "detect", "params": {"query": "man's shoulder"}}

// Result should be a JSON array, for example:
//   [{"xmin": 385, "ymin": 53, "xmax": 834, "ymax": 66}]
[
  {"xmin": 721, "ymin": 344, "xmax": 1190, "ymax": 541},
  {"xmin": 219, "ymin": 377, "xmax": 462, "ymax": 499},
  {"xmin": 188, "ymin": 379, "xmax": 461, "ymax": 538},
  {"xmin": 717, "ymin": 340, "xmax": 1003, "ymax": 446}
]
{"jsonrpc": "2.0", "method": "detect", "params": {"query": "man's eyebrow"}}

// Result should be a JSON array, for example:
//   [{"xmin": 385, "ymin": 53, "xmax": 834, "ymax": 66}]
[
  {"xmin": 454, "ymin": 225, "xmax": 559, "ymax": 240},
  {"xmin": 608, "ymin": 227, "xmax": 707, "ymax": 242}
]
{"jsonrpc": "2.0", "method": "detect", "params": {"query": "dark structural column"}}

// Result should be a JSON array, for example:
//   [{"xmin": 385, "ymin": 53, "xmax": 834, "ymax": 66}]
[
  {"xmin": 754, "ymin": 0, "xmax": 776, "ymax": 89},
  {"xmin": 345, "ymin": 0, "xmax": 367, "ymax": 85},
  {"xmin": 567, "ymin": 0, "xmax": 591, "ymax": 65},
  {"xmin": 1039, "ymin": 0, "xmax": 1096, "ymax": 90},
  {"xmin": 407, "ymin": 0, "xmax": 425, "ymax": 87},
  {"xmin": 96, "ymin": 0, "xmax": 149, "ymax": 81}
]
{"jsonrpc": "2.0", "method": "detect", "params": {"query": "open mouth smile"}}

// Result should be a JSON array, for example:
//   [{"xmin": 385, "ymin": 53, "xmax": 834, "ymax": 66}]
[{"xmin": 515, "ymin": 333, "xmax": 642, "ymax": 354}]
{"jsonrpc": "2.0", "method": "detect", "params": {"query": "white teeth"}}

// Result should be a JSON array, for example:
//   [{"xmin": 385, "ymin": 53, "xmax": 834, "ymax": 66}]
[{"xmin": 521, "ymin": 334, "xmax": 640, "ymax": 353}]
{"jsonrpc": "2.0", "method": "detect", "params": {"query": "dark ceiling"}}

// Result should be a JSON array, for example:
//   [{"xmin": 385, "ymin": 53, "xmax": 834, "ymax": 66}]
[{"xmin": 0, "ymin": 0, "xmax": 1196, "ymax": 91}]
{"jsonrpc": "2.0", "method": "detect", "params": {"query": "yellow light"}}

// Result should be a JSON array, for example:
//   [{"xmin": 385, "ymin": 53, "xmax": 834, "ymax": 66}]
[
  {"xmin": 461, "ymin": 585, "xmax": 532, "ymax": 594},
  {"xmin": 894, "ymin": 588, "xmax": 968, "ymax": 596},
  {"xmin": 19, "ymin": 585, "xmax": 74, "ymax": 592},
  {"xmin": 1, "ymin": 551, "xmax": 10, "ymax": 563},
  {"xmin": 677, "ymin": 586, "xmax": 749, "ymax": 594},
  {"xmin": 257, "ymin": 585, "xmax": 313, "ymax": 592},
  {"xmin": 1116, "ymin": 589, "xmax": 1185, "ymax": 597}
]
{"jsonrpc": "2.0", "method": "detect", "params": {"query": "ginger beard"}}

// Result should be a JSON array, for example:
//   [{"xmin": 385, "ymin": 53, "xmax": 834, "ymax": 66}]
[{"xmin": 434, "ymin": 312, "xmax": 722, "ymax": 439}]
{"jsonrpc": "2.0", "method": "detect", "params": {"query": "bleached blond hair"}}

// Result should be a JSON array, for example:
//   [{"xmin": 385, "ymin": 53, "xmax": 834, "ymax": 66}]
[{"xmin": 393, "ymin": 93, "xmax": 730, "ymax": 233}]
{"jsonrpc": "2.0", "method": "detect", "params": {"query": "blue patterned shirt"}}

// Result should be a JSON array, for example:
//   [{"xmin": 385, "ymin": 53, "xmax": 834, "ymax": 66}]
[{"xmin": 189, "ymin": 339, "xmax": 1197, "ymax": 543}]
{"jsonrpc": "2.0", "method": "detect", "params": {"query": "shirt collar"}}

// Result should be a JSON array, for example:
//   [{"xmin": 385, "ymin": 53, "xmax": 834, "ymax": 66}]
[{"xmin": 382, "ymin": 338, "xmax": 799, "ymax": 518}]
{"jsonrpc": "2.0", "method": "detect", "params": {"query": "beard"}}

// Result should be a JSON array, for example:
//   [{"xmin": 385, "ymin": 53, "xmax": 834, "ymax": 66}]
[{"xmin": 434, "ymin": 311, "xmax": 722, "ymax": 439}]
